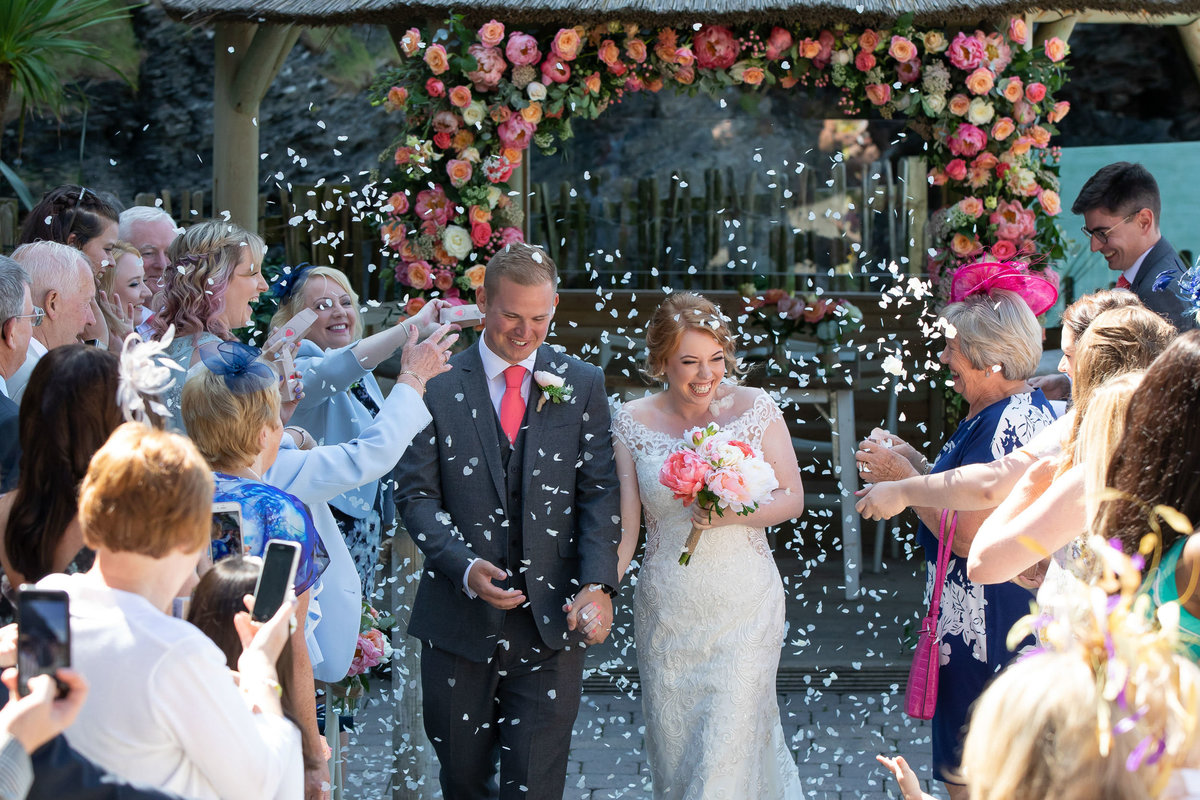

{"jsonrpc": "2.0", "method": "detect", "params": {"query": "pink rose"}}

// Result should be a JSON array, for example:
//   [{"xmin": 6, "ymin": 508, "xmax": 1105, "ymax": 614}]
[
  {"xmin": 1044, "ymin": 36, "xmax": 1068, "ymax": 63},
  {"xmin": 506, "ymin": 32, "xmax": 541, "ymax": 66},
  {"xmin": 425, "ymin": 78, "xmax": 445, "ymax": 98},
  {"xmin": 692, "ymin": 25, "xmax": 740, "ymax": 70},
  {"xmin": 865, "ymin": 83, "xmax": 891, "ymax": 106},
  {"xmin": 944, "ymin": 158, "xmax": 968, "ymax": 182},
  {"xmin": 989, "ymin": 239, "xmax": 1018, "ymax": 261},
  {"xmin": 1024, "ymin": 82, "xmax": 1047, "ymax": 103},
  {"xmin": 466, "ymin": 44, "xmax": 507, "ymax": 92},
  {"xmin": 947, "ymin": 31, "xmax": 985, "ymax": 71},
  {"xmin": 947, "ymin": 123, "xmax": 987, "ymax": 157},
  {"xmin": 855, "ymin": 50, "xmax": 876, "ymax": 72},
  {"xmin": 1008, "ymin": 17, "xmax": 1028, "ymax": 45},
  {"xmin": 470, "ymin": 221, "xmax": 493, "ymax": 247},
  {"xmin": 658, "ymin": 449, "xmax": 712, "ymax": 503},
  {"xmin": 766, "ymin": 27, "xmax": 793, "ymax": 61},
  {"xmin": 541, "ymin": 56, "xmax": 570, "ymax": 84}
]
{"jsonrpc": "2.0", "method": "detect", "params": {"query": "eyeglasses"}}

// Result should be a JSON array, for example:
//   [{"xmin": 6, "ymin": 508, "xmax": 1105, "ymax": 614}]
[
  {"xmin": 7, "ymin": 307, "xmax": 44, "ymax": 327},
  {"xmin": 1080, "ymin": 213, "xmax": 1136, "ymax": 246}
]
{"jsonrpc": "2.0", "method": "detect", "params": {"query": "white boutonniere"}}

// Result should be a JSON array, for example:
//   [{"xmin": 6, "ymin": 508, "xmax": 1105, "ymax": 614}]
[{"xmin": 534, "ymin": 369, "xmax": 572, "ymax": 411}]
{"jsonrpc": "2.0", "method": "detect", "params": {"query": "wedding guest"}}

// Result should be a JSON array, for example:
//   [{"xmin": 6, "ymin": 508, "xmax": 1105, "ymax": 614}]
[
  {"xmin": 270, "ymin": 265, "xmax": 448, "ymax": 595},
  {"xmin": 0, "ymin": 668, "xmax": 89, "ymax": 800},
  {"xmin": 0, "ymin": 258, "xmax": 35, "ymax": 492},
  {"xmin": 118, "ymin": 206, "xmax": 178, "ymax": 291},
  {"xmin": 611, "ymin": 292, "xmax": 806, "ymax": 797},
  {"xmin": 0, "ymin": 347, "xmax": 121, "ymax": 605},
  {"xmin": 854, "ymin": 270, "xmax": 1056, "ymax": 799},
  {"xmin": 6, "ymin": 242, "xmax": 96, "ymax": 403},
  {"xmin": 188, "ymin": 557, "xmax": 302, "ymax": 800},
  {"xmin": 855, "ymin": 289, "xmax": 1148, "ymax": 522},
  {"xmin": 96, "ymin": 242, "xmax": 153, "ymax": 349},
  {"xmin": 152, "ymin": 220, "xmax": 268, "ymax": 426},
  {"xmin": 40, "ymin": 423, "xmax": 301, "ymax": 800},
  {"xmin": 1073, "ymin": 162, "xmax": 1194, "ymax": 332},
  {"xmin": 181, "ymin": 348, "xmax": 328, "ymax": 798}
]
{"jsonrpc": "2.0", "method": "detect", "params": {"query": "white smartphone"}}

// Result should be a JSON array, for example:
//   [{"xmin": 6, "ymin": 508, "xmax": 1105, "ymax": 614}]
[
  {"xmin": 210, "ymin": 501, "xmax": 246, "ymax": 563},
  {"xmin": 266, "ymin": 308, "xmax": 318, "ymax": 401},
  {"xmin": 439, "ymin": 303, "xmax": 484, "ymax": 326},
  {"xmin": 252, "ymin": 540, "xmax": 301, "ymax": 622}
]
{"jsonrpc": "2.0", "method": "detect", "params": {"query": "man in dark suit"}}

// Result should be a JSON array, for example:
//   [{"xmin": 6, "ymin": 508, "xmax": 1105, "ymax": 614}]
[
  {"xmin": 0, "ymin": 256, "xmax": 38, "ymax": 491},
  {"xmin": 395, "ymin": 243, "xmax": 620, "ymax": 800},
  {"xmin": 1073, "ymin": 162, "xmax": 1195, "ymax": 332}
]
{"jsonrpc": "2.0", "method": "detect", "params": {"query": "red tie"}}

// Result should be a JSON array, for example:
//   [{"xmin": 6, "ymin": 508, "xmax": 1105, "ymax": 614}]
[
  {"xmin": 1116, "ymin": 275, "xmax": 1131, "ymax": 289},
  {"xmin": 500, "ymin": 365, "xmax": 526, "ymax": 445}
]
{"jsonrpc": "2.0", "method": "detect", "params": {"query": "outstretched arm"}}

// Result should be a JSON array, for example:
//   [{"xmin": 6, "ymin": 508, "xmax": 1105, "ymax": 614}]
[{"xmin": 856, "ymin": 449, "xmax": 1039, "ymax": 521}]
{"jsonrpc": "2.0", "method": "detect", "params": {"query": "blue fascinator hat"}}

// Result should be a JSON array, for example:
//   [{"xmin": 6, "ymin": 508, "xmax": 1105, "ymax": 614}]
[
  {"xmin": 197, "ymin": 340, "xmax": 277, "ymax": 394},
  {"xmin": 269, "ymin": 263, "xmax": 316, "ymax": 302}
]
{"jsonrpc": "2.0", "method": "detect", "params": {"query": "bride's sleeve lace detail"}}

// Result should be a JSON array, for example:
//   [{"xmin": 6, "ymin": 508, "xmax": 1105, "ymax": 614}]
[
  {"xmin": 611, "ymin": 404, "xmax": 674, "ymax": 459},
  {"xmin": 735, "ymin": 390, "xmax": 785, "ymax": 449}
]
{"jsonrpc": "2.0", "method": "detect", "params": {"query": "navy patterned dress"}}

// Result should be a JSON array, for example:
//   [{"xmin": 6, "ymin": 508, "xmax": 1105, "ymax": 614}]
[{"xmin": 917, "ymin": 390, "xmax": 1055, "ymax": 781}]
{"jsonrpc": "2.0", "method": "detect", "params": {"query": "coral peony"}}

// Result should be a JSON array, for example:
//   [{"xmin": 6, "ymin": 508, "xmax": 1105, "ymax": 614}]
[
  {"xmin": 466, "ymin": 44, "xmax": 507, "ymax": 91},
  {"xmin": 692, "ymin": 25, "xmax": 740, "ymax": 70},
  {"xmin": 659, "ymin": 450, "xmax": 712, "ymax": 504},
  {"xmin": 990, "ymin": 199, "xmax": 1036, "ymax": 242},
  {"xmin": 498, "ymin": 116, "xmax": 535, "ymax": 150},
  {"xmin": 947, "ymin": 31, "xmax": 985, "ymax": 71},
  {"xmin": 766, "ymin": 27, "xmax": 793, "ymax": 60},
  {"xmin": 947, "ymin": 123, "xmax": 987, "ymax": 157}
]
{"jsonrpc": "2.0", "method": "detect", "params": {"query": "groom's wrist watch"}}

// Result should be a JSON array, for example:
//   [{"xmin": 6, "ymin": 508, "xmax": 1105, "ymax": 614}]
[{"xmin": 586, "ymin": 583, "xmax": 617, "ymax": 598}]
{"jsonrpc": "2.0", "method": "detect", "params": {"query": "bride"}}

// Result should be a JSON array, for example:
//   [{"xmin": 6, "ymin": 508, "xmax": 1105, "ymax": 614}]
[{"xmin": 612, "ymin": 292, "xmax": 806, "ymax": 799}]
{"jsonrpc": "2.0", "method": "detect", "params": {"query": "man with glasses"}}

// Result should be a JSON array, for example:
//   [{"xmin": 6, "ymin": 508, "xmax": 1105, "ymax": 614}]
[
  {"xmin": 6, "ymin": 241, "xmax": 98, "ymax": 404},
  {"xmin": 1072, "ymin": 161, "xmax": 1193, "ymax": 332},
  {"xmin": 0, "ymin": 256, "xmax": 37, "ymax": 490}
]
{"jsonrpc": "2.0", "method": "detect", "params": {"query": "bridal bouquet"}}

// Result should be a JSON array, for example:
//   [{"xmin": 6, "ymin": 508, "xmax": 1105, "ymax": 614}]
[{"xmin": 658, "ymin": 422, "xmax": 779, "ymax": 566}]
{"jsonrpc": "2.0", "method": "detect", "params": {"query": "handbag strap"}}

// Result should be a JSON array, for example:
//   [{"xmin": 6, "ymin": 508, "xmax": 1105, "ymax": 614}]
[{"xmin": 927, "ymin": 509, "xmax": 957, "ymax": 615}]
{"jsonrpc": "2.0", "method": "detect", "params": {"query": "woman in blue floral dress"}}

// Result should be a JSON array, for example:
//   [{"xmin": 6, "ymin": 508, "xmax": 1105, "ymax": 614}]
[{"xmin": 856, "ymin": 274, "xmax": 1057, "ymax": 798}]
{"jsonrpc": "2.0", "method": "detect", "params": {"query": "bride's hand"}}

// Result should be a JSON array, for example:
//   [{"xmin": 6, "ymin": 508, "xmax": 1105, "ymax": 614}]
[{"xmin": 690, "ymin": 502, "xmax": 718, "ymax": 530}]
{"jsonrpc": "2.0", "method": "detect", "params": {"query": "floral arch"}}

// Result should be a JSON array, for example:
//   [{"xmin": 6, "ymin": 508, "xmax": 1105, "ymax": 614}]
[{"xmin": 368, "ymin": 14, "xmax": 1070, "ymax": 309}]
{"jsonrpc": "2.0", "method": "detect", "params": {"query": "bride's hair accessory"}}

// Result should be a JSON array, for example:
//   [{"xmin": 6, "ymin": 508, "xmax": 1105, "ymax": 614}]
[
  {"xmin": 198, "ymin": 340, "xmax": 276, "ymax": 394},
  {"xmin": 117, "ymin": 325, "xmax": 183, "ymax": 424},
  {"xmin": 949, "ymin": 260, "xmax": 1058, "ymax": 316}
]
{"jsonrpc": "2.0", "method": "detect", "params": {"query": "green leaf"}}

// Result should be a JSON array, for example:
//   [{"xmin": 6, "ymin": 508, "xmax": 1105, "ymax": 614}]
[{"xmin": 0, "ymin": 158, "xmax": 33, "ymax": 210}]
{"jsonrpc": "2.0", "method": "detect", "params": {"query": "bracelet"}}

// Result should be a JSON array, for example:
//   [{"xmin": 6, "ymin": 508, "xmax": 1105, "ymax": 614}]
[
  {"xmin": 284, "ymin": 426, "xmax": 314, "ymax": 449},
  {"xmin": 399, "ymin": 370, "xmax": 427, "ymax": 389}
]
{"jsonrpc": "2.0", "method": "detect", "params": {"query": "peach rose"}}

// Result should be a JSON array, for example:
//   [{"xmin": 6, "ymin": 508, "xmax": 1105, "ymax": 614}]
[
  {"xmin": 552, "ymin": 28, "xmax": 582, "ymax": 60},
  {"xmin": 1029, "ymin": 125, "xmax": 1052, "ymax": 148},
  {"xmin": 1008, "ymin": 17, "xmax": 1028, "ymax": 45},
  {"xmin": 385, "ymin": 86, "xmax": 409, "ymax": 111},
  {"xmin": 446, "ymin": 159, "xmax": 473, "ymax": 188},
  {"xmin": 991, "ymin": 117, "xmax": 1016, "ymax": 141},
  {"xmin": 675, "ymin": 64, "xmax": 695, "ymax": 85},
  {"xmin": 922, "ymin": 30, "xmax": 948, "ymax": 53},
  {"xmin": 451, "ymin": 129, "xmax": 475, "ymax": 152},
  {"xmin": 865, "ymin": 83, "xmax": 891, "ymax": 106},
  {"xmin": 740, "ymin": 66, "xmax": 765, "ymax": 86},
  {"xmin": 406, "ymin": 261, "xmax": 433, "ymax": 290},
  {"xmin": 1000, "ymin": 77, "xmax": 1023, "ymax": 104},
  {"xmin": 646, "ymin": 77, "xmax": 664, "ymax": 92},
  {"xmin": 585, "ymin": 72, "xmax": 602, "ymax": 94},
  {"xmin": 858, "ymin": 29, "xmax": 880, "ymax": 52},
  {"xmin": 464, "ymin": 264, "xmax": 486, "ymax": 290},
  {"xmin": 399, "ymin": 28, "xmax": 421, "ymax": 58},
  {"xmin": 424, "ymin": 44, "xmax": 450, "ymax": 74},
  {"xmin": 888, "ymin": 35, "xmax": 917, "ymax": 62},
  {"xmin": 950, "ymin": 233, "xmax": 983, "ymax": 257},
  {"xmin": 520, "ymin": 102, "xmax": 542, "ymax": 124},
  {"xmin": 404, "ymin": 296, "xmax": 427, "ymax": 316},
  {"xmin": 1048, "ymin": 100, "xmax": 1070, "ymax": 124},
  {"xmin": 1044, "ymin": 37, "xmax": 1068, "ymax": 63},
  {"xmin": 799, "ymin": 38, "xmax": 822, "ymax": 59},
  {"xmin": 598, "ymin": 39, "xmax": 621, "ymax": 67},
  {"xmin": 958, "ymin": 197, "xmax": 985, "ymax": 218},
  {"xmin": 675, "ymin": 47, "xmax": 695, "ymax": 67},
  {"xmin": 1038, "ymin": 189, "xmax": 1062, "ymax": 216},
  {"xmin": 449, "ymin": 85, "xmax": 472, "ymax": 108},
  {"xmin": 625, "ymin": 37, "xmax": 648, "ymax": 63},
  {"xmin": 966, "ymin": 67, "xmax": 995, "ymax": 96},
  {"xmin": 478, "ymin": 19, "xmax": 505, "ymax": 47},
  {"xmin": 468, "ymin": 205, "xmax": 492, "ymax": 225},
  {"xmin": 949, "ymin": 94, "xmax": 971, "ymax": 117}
]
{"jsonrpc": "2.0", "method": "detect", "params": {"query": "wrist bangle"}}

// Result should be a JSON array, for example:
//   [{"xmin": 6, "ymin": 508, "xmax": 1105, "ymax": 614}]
[{"xmin": 399, "ymin": 370, "xmax": 426, "ymax": 389}]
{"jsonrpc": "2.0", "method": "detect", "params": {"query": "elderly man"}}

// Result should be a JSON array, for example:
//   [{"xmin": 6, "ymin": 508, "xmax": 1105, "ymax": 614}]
[
  {"xmin": 0, "ymin": 256, "xmax": 37, "ymax": 490},
  {"xmin": 7, "ymin": 241, "xmax": 96, "ymax": 404},
  {"xmin": 118, "ymin": 206, "xmax": 178, "ymax": 290}
]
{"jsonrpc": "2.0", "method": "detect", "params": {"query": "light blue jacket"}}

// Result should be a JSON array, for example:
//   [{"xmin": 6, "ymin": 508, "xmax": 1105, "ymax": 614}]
[
  {"xmin": 266, "ymin": 381, "xmax": 431, "ymax": 682},
  {"xmin": 288, "ymin": 340, "xmax": 391, "ymax": 525}
]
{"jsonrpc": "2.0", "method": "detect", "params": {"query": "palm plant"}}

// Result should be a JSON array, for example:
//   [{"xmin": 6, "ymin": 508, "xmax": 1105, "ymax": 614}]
[{"xmin": 0, "ymin": 0, "xmax": 135, "ymax": 157}]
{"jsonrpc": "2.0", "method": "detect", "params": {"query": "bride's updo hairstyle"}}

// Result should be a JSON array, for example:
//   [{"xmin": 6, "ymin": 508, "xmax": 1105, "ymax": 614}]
[{"xmin": 643, "ymin": 292, "xmax": 739, "ymax": 384}]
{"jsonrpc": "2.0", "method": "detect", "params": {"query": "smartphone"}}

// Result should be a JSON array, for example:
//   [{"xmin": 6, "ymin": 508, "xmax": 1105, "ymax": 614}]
[
  {"xmin": 252, "ymin": 540, "xmax": 301, "ymax": 623},
  {"xmin": 210, "ymin": 501, "xmax": 245, "ymax": 563},
  {"xmin": 265, "ymin": 308, "xmax": 318, "ymax": 402},
  {"xmin": 16, "ymin": 587, "xmax": 70, "ymax": 698},
  {"xmin": 439, "ymin": 303, "xmax": 484, "ymax": 326}
]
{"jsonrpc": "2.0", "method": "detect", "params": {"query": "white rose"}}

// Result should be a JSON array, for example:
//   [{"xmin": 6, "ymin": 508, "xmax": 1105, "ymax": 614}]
[
  {"xmin": 486, "ymin": 186, "xmax": 502, "ymax": 209},
  {"xmin": 533, "ymin": 370, "xmax": 564, "ymax": 389},
  {"xmin": 967, "ymin": 97, "xmax": 995, "ymax": 126},
  {"xmin": 462, "ymin": 100, "xmax": 486, "ymax": 127},
  {"xmin": 739, "ymin": 458, "xmax": 779, "ymax": 501},
  {"xmin": 526, "ymin": 81, "xmax": 547, "ymax": 102},
  {"xmin": 442, "ymin": 225, "xmax": 472, "ymax": 259},
  {"xmin": 922, "ymin": 93, "xmax": 946, "ymax": 115},
  {"xmin": 833, "ymin": 49, "xmax": 853, "ymax": 66}
]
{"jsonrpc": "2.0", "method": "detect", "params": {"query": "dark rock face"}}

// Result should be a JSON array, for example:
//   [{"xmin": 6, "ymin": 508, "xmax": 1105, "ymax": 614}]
[{"xmin": 2, "ymin": 16, "xmax": 1198, "ymax": 208}]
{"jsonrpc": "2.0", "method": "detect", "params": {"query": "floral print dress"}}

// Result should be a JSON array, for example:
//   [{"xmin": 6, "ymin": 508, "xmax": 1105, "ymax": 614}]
[{"xmin": 916, "ymin": 390, "xmax": 1055, "ymax": 781}]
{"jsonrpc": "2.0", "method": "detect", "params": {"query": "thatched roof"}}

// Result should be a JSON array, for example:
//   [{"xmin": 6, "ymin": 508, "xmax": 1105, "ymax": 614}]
[{"xmin": 159, "ymin": 0, "xmax": 1200, "ymax": 28}]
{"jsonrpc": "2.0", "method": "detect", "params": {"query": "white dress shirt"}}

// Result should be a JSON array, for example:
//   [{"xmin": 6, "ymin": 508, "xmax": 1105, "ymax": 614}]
[
  {"xmin": 7, "ymin": 337, "xmax": 46, "ymax": 405},
  {"xmin": 1121, "ymin": 243, "xmax": 1156, "ymax": 287}
]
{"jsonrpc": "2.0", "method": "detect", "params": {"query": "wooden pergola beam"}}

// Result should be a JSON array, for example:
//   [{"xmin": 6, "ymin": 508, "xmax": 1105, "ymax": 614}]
[
  {"xmin": 1182, "ymin": 20, "xmax": 1200, "ymax": 90},
  {"xmin": 1030, "ymin": 9, "xmax": 1200, "ymax": 25},
  {"xmin": 213, "ymin": 21, "xmax": 302, "ymax": 230},
  {"xmin": 1034, "ymin": 14, "xmax": 1077, "ymax": 45}
]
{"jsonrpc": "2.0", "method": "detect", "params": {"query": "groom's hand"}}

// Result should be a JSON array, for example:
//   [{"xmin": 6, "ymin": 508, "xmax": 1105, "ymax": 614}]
[
  {"xmin": 565, "ymin": 586, "xmax": 612, "ymax": 645},
  {"xmin": 467, "ymin": 560, "xmax": 526, "ymax": 609}
]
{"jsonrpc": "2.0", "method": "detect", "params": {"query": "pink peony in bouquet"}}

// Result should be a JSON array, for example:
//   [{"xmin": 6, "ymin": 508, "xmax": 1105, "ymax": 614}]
[{"xmin": 658, "ymin": 422, "xmax": 779, "ymax": 565}]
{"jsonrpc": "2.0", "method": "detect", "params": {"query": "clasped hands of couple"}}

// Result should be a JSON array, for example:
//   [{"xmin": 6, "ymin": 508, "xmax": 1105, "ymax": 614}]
[{"xmin": 466, "ymin": 560, "xmax": 613, "ymax": 645}]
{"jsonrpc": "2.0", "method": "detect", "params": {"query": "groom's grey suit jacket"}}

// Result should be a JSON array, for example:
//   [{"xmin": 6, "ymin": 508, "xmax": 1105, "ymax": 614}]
[{"xmin": 396, "ymin": 341, "xmax": 620, "ymax": 662}]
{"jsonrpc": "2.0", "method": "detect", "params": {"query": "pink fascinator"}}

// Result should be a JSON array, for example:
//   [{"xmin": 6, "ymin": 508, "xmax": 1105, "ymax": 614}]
[{"xmin": 949, "ymin": 261, "xmax": 1058, "ymax": 316}]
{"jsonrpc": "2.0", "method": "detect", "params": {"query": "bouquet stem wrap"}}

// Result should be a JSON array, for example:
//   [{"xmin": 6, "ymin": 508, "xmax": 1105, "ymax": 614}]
[{"xmin": 679, "ymin": 523, "xmax": 704, "ymax": 566}]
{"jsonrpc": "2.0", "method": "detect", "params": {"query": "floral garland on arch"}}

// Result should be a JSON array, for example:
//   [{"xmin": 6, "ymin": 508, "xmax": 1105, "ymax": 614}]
[{"xmin": 367, "ymin": 14, "xmax": 1070, "ymax": 310}]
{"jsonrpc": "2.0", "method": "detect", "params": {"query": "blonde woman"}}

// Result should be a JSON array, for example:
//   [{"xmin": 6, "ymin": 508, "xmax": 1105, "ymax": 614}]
[
  {"xmin": 96, "ymin": 241, "xmax": 154, "ymax": 350},
  {"xmin": 269, "ymin": 265, "xmax": 448, "ymax": 594}
]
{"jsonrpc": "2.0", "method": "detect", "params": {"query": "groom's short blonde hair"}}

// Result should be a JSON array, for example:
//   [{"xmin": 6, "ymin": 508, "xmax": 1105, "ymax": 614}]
[{"xmin": 483, "ymin": 243, "xmax": 557, "ymax": 292}]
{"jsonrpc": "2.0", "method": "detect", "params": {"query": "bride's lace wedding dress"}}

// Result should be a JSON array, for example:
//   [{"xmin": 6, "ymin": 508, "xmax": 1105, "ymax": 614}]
[{"xmin": 612, "ymin": 390, "xmax": 803, "ymax": 800}]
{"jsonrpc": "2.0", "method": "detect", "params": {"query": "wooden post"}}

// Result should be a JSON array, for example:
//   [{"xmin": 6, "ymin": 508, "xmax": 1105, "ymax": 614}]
[
  {"xmin": 1180, "ymin": 20, "xmax": 1200, "ymax": 90},
  {"xmin": 1034, "ymin": 15, "xmax": 1077, "ymax": 46},
  {"xmin": 213, "ymin": 21, "xmax": 301, "ymax": 230},
  {"xmin": 903, "ymin": 156, "xmax": 928, "ymax": 275},
  {"xmin": 389, "ymin": 531, "xmax": 439, "ymax": 800}
]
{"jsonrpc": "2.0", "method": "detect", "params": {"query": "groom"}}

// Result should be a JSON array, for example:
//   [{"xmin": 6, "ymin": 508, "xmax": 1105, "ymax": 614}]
[{"xmin": 395, "ymin": 243, "xmax": 621, "ymax": 800}]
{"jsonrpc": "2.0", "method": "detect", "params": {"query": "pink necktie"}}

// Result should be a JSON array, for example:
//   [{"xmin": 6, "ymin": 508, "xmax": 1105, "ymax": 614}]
[
  {"xmin": 500, "ymin": 365, "xmax": 526, "ymax": 445},
  {"xmin": 1116, "ymin": 275, "xmax": 1131, "ymax": 290}
]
